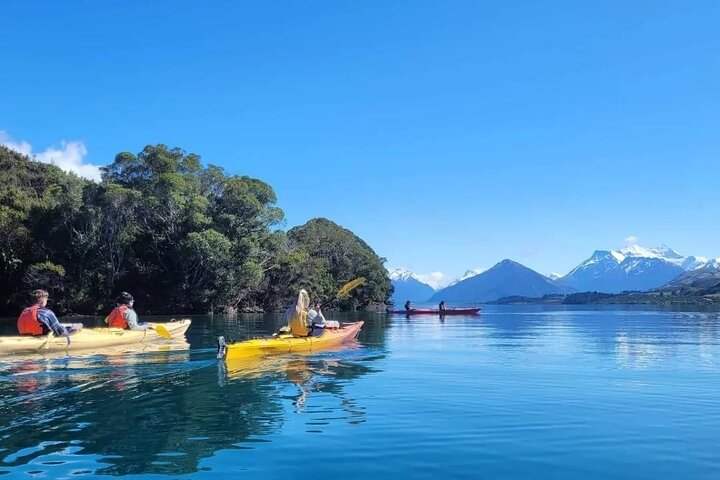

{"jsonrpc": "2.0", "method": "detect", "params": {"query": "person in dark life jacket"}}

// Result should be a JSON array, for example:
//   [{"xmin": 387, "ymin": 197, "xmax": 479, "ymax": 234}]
[
  {"xmin": 105, "ymin": 292, "xmax": 154, "ymax": 330},
  {"xmin": 404, "ymin": 300, "xmax": 412, "ymax": 312},
  {"xmin": 17, "ymin": 289, "xmax": 72, "ymax": 337},
  {"xmin": 439, "ymin": 301, "xmax": 446, "ymax": 312}
]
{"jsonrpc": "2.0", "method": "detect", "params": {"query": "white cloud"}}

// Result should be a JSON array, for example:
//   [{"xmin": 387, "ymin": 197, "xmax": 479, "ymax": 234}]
[
  {"xmin": 623, "ymin": 235, "xmax": 639, "ymax": 246},
  {"xmin": 0, "ymin": 130, "xmax": 101, "ymax": 181},
  {"xmin": 416, "ymin": 271, "xmax": 452, "ymax": 290}
]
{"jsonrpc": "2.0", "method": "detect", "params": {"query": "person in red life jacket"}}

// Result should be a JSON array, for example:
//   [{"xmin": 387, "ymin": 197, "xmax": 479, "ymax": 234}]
[
  {"xmin": 105, "ymin": 292, "xmax": 154, "ymax": 330},
  {"xmin": 17, "ymin": 289, "xmax": 72, "ymax": 338}
]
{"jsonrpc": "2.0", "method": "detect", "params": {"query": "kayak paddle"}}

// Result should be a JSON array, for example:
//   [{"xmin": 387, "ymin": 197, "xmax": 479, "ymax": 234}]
[
  {"xmin": 321, "ymin": 277, "xmax": 366, "ymax": 308},
  {"xmin": 337, "ymin": 277, "xmax": 366, "ymax": 298},
  {"xmin": 152, "ymin": 324, "xmax": 172, "ymax": 339}
]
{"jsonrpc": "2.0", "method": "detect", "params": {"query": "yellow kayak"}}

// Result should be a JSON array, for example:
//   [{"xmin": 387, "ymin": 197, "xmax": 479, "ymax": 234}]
[
  {"xmin": 0, "ymin": 320, "xmax": 192, "ymax": 355},
  {"xmin": 217, "ymin": 321, "xmax": 364, "ymax": 360}
]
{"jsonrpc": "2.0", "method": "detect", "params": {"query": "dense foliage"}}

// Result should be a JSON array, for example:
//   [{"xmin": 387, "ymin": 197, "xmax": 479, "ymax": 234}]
[{"xmin": 0, "ymin": 145, "xmax": 391, "ymax": 315}]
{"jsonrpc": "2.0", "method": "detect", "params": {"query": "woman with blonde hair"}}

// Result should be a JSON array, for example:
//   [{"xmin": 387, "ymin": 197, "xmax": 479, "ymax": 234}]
[
  {"xmin": 283, "ymin": 289, "xmax": 311, "ymax": 336},
  {"xmin": 281, "ymin": 289, "xmax": 337, "ymax": 337}
]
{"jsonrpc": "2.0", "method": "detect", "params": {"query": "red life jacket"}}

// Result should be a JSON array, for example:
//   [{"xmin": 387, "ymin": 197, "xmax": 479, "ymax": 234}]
[
  {"xmin": 18, "ymin": 304, "xmax": 43, "ymax": 335},
  {"xmin": 107, "ymin": 305, "xmax": 129, "ymax": 329}
]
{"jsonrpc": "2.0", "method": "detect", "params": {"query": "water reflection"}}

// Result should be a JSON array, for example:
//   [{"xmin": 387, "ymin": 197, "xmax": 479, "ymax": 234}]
[
  {"xmin": 221, "ymin": 345, "xmax": 378, "ymax": 424},
  {"xmin": 0, "ymin": 313, "xmax": 388, "ymax": 477},
  {"xmin": 3, "ymin": 308, "xmax": 720, "ymax": 478}
]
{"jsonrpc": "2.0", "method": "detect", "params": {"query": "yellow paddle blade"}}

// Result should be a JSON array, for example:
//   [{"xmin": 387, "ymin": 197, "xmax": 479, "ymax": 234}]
[
  {"xmin": 153, "ymin": 324, "xmax": 172, "ymax": 339},
  {"xmin": 337, "ymin": 277, "xmax": 366, "ymax": 298}
]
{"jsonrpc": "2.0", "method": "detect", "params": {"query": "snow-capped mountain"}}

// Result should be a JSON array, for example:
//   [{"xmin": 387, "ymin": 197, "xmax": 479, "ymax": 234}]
[
  {"xmin": 388, "ymin": 267, "xmax": 419, "ymax": 282},
  {"xmin": 388, "ymin": 267, "xmax": 436, "ymax": 303},
  {"xmin": 703, "ymin": 258, "xmax": 720, "ymax": 270},
  {"xmin": 560, "ymin": 250, "xmax": 629, "ymax": 293},
  {"xmin": 447, "ymin": 268, "xmax": 484, "ymax": 287},
  {"xmin": 560, "ymin": 245, "xmax": 717, "ymax": 293},
  {"xmin": 616, "ymin": 244, "xmax": 710, "ymax": 270}
]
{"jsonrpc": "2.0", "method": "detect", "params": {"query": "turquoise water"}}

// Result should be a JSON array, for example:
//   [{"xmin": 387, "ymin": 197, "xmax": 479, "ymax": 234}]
[{"xmin": 1, "ymin": 306, "xmax": 720, "ymax": 479}]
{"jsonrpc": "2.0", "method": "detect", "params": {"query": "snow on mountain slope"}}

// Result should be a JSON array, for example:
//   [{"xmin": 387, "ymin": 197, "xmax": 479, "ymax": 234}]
[
  {"xmin": 388, "ymin": 267, "xmax": 418, "ymax": 282},
  {"xmin": 388, "ymin": 267, "xmax": 436, "ymax": 303},
  {"xmin": 561, "ymin": 245, "xmax": 712, "ymax": 293}
]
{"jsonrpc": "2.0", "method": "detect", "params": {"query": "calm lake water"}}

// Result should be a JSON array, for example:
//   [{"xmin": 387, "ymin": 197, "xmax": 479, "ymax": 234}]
[{"xmin": 1, "ymin": 305, "xmax": 720, "ymax": 479}]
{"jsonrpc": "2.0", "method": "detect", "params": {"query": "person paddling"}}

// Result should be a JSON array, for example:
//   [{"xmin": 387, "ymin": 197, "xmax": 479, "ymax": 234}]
[
  {"xmin": 404, "ymin": 300, "xmax": 412, "ymax": 312},
  {"xmin": 17, "ymin": 289, "xmax": 73, "ymax": 338},
  {"xmin": 439, "ymin": 301, "xmax": 446, "ymax": 312},
  {"xmin": 105, "ymin": 292, "xmax": 154, "ymax": 331},
  {"xmin": 307, "ymin": 303, "xmax": 341, "ymax": 335},
  {"xmin": 283, "ymin": 289, "xmax": 312, "ymax": 336},
  {"xmin": 282, "ymin": 291, "xmax": 339, "ymax": 337}
]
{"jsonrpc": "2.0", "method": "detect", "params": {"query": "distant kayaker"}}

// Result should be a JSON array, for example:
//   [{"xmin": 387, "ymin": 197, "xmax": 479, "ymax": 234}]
[
  {"xmin": 17, "ymin": 289, "xmax": 72, "ymax": 337},
  {"xmin": 105, "ymin": 292, "xmax": 153, "ymax": 331},
  {"xmin": 404, "ymin": 300, "xmax": 412, "ymax": 312},
  {"xmin": 439, "ymin": 301, "xmax": 446, "ymax": 312}
]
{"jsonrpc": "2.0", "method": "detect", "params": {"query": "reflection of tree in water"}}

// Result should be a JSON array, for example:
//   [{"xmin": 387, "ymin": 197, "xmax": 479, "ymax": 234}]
[
  {"xmin": 0, "ymin": 316, "xmax": 389, "ymax": 477},
  {"xmin": 92, "ymin": 359, "xmax": 291, "ymax": 475},
  {"xmin": 0, "ymin": 352, "xmax": 284, "ymax": 476},
  {"xmin": 223, "ymin": 348, "xmax": 379, "ymax": 427}
]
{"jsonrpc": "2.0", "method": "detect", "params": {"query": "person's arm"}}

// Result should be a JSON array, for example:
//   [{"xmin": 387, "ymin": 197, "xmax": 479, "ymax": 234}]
[
  {"xmin": 124, "ymin": 309, "xmax": 149, "ymax": 331},
  {"xmin": 37, "ymin": 308, "xmax": 69, "ymax": 336}
]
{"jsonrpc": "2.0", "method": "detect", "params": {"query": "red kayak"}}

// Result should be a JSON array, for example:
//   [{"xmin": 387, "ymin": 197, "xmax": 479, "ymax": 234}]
[{"xmin": 387, "ymin": 307, "xmax": 481, "ymax": 315}]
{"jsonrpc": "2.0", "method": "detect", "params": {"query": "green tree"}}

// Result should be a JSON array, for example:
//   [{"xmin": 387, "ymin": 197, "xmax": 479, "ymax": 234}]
[
  {"xmin": 0, "ymin": 145, "xmax": 391, "ymax": 316},
  {"xmin": 286, "ymin": 218, "xmax": 392, "ymax": 309}
]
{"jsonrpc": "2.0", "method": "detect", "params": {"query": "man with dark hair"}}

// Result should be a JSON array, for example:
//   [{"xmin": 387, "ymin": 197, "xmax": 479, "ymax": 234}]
[
  {"xmin": 105, "ymin": 292, "xmax": 153, "ymax": 330},
  {"xmin": 17, "ymin": 289, "xmax": 71, "ymax": 337}
]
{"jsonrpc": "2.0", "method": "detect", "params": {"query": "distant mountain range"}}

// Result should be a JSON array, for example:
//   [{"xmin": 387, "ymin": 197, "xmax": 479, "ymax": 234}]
[
  {"xmin": 559, "ymin": 245, "xmax": 719, "ymax": 293},
  {"xmin": 564, "ymin": 266, "xmax": 720, "ymax": 305},
  {"xmin": 492, "ymin": 266, "xmax": 720, "ymax": 306},
  {"xmin": 389, "ymin": 244, "xmax": 720, "ymax": 304},
  {"xmin": 428, "ymin": 259, "xmax": 572, "ymax": 303},
  {"xmin": 658, "ymin": 266, "xmax": 720, "ymax": 296}
]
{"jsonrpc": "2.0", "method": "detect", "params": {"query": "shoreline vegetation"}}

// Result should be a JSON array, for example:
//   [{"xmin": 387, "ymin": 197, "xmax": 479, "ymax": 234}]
[{"xmin": 0, "ymin": 145, "xmax": 391, "ymax": 317}]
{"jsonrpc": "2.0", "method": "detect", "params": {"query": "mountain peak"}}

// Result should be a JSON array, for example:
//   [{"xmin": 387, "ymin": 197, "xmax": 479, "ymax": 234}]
[
  {"xmin": 388, "ymin": 267, "xmax": 418, "ymax": 281},
  {"xmin": 388, "ymin": 267, "xmax": 436, "ymax": 303},
  {"xmin": 561, "ymin": 243, "xmax": 701, "ymax": 293},
  {"xmin": 617, "ymin": 244, "xmax": 684, "ymax": 261},
  {"xmin": 589, "ymin": 250, "xmax": 624, "ymax": 262},
  {"xmin": 495, "ymin": 259, "xmax": 524, "ymax": 268},
  {"xmin": 430, "ymin": 259, "xmax": 571, "ymax": 303},
  {"xmin": 447, "ymin": 268, "xmax": 484, "ymax": 287}
]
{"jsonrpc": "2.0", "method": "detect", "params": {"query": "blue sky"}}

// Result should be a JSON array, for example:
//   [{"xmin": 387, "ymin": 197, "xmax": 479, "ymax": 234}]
[{"xmin": 2, "ymin": 1, "xmax": 719, "ymax": 282}]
